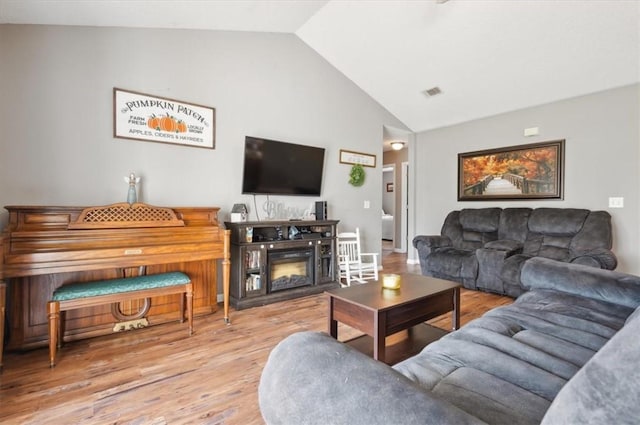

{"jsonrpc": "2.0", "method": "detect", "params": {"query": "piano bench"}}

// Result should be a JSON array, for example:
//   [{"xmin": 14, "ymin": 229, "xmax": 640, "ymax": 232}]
[{"xmin": 47, "ymin": 272, "xmax": 193, "ymax": 367}]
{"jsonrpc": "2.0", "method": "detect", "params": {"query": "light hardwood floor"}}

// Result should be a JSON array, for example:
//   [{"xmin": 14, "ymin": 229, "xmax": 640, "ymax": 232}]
[{"xmin": 0, "ymin": 245, "xmax": 511, "ymax": 424}]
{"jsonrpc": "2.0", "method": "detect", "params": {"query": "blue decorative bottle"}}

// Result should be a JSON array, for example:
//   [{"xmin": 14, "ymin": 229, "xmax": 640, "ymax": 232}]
[{"xmin": 125, "ymin": 172, "xmax": 140, "ymax": 204}]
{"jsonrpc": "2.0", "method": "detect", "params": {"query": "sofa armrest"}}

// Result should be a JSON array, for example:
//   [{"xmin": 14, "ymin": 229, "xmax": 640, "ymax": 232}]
[
  {"xmin": 483, "ymin": 239, "xmax": 523, "ymax": 256},
  {"xmin": 413, "ymin": 236, "xmax": 452, "ymax": 260},
  {"xmin": 570, "ymin": 248, "xmax": 618, "ymax": 270},
  {"xmin": 521, "ymin": 258, "xmax": 640, "ymax": 309},
  {"xmin": 413, "ymin": 235, "xmax": 452, "ymax": 249},
  {"xmin": 476, "ymin": 243, "xmax": 523, "ymax": 294},
  {"xmin": 413, "ymin": 236, "xmax": 452, "ymax": 276},
  {"xmin": 259, "ymin": 331, "xmax": 485, "ymax": 425}
]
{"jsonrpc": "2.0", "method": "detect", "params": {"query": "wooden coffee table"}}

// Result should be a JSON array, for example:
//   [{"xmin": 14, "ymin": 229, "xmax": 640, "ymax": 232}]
[{"xmin": 326, "ymin": 274, "xmax": 461, "ymax": 365}]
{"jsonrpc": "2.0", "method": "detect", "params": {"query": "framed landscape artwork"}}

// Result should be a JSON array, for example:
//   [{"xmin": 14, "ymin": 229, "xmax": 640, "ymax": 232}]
[{"xmin": 458, "ymin": 139, "xmax": 565, "ymax": 201}]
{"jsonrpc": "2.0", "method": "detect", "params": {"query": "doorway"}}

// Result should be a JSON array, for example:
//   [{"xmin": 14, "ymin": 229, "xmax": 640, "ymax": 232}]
[
  {"xmin": 382, "ymin": 125, "xmax": 411, "ymax": 255},
  {"xmin": 382, "ymin": 164, "xmax": 395, "ymax": 253}
]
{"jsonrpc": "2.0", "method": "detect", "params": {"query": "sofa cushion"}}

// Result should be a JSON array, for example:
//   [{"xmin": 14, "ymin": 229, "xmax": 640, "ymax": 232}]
[
  {"xmin": 512, "ymin": 329, "xmax": 594, "ymax": 368},
  {"xmin": 487, "ymin": 292, "xmax": 630, "ymax": 351},
  {"xmin": 527, "ymin": 208, "xmax": 589, "ymax": 235},
  {"xmin": 475, "ymin": 248, "xmax": 508, "ymax": 293},
  {"xmin": 484, "ymin": 239, "xmax": 523, "ymax": 253},
  {"xmin": 447, "ymin": 326, "xmax": 580, "ymax": 380},
  {"xmin": 424, "ymin": 248, "xmax": 478, "ymax": 280},
  {"xmin": 433, "ymin": 367, "xmax": 550, "ymax": 425},
  {"xmin": 521, "ymin": 258, "xmax": 640, "ymax": 309},
  {"xmin": 523, "ymin": 209, "xmax": 591, "ymax": 260},
  {"xmin": 523, "ymin": 233, "xmax": 573, "ymax": 261},
  {"xmin": 570, "ymin": 210, "xmax": 613, "ymax": 252},
  {"xmin": 459, "ymin": 208, "xmax": 502, "ymax": 233},
  {"xmin": 501, "ymin": 254, "xmax": 532, "ymax": 289},
  {"xmin": 394, "ymin": 288, "xmax": 633, "ymax": 424},
  {"xmin": 541, "ymin": 305, "xmax": 640, "ymax": 425},
  {"xmin": 395, "ymin": 336, "xmax": 568, "ymax": 401},
  {"xmin": 498, "ymin": 208, "xmax": 532, "ymax": 241},
  {"xmin": 442, "ymin": 208, "xmax": 501, "ymax": 250}
]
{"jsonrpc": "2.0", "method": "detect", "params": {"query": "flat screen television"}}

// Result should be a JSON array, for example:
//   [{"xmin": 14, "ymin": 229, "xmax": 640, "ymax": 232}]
[{"xmin": 241, "ymin": 136, "xmax": 325, "ymax": 196}]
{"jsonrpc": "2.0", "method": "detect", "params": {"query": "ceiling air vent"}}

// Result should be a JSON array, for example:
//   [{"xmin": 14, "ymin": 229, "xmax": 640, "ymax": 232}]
[{"xmin": 423, "ymin": 87, "xmax": 442, "ymax": 97}]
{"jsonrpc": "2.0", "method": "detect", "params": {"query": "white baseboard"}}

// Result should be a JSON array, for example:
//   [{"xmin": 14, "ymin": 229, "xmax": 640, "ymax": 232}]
[{"xmin": 406, "ymin": 258, "xmax": 419, "ymax": 265}]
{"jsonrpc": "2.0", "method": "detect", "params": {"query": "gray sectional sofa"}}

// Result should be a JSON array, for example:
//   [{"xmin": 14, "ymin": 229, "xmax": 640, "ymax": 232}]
[
  {"xmin": 259, "ymin": 258, "xmax": 640, "ymax": 424},
  {"xmin": 413, "ymin": 208, "xmax": 616, "ymax": 297}
]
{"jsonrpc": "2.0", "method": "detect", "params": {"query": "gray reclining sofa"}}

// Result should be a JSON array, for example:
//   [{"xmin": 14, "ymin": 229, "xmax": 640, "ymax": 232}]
[
  {"xmin": 413, "ymin": 208, "xmax": 616, "ymax": 297},
  {"xmin": 259, "ymin": 258, "xmax": 640, "ymax": 424}
]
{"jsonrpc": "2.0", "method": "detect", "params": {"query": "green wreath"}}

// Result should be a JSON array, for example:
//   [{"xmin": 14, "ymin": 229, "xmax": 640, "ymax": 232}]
[{"xmin": 349, "ymin": 164, "xmax": 365, "ymax": 187}]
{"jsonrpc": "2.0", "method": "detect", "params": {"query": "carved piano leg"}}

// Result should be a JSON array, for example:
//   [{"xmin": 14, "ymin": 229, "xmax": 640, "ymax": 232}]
[
  {"xmin": 48, "ymin": 301, "xmax": 61, "ymax": 367},
  {"xmin": 0, "ymin": 281, "xmax": 5, "ymax": 372}
]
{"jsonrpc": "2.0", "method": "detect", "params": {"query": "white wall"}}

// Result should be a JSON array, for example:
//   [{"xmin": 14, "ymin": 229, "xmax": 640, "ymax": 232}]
[
  {"xmin": 0, "ymin": 24, "xmax": 408, "ymax": 255},
  {"xmin": 412, "ymin": 84, "xmax": 640, "ymax": 274}
]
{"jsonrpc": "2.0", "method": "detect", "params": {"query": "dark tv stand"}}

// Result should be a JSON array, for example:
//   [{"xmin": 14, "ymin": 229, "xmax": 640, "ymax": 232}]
[{"xmin": 224, "ymin": 220, "xmax": 340, "ymax": 310}]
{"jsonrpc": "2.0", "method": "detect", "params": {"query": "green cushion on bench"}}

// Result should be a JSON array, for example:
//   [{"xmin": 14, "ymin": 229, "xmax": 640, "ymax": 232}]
[{"xmin": 52, "ymin": 272, "xmax": 191, "ymax": 301}]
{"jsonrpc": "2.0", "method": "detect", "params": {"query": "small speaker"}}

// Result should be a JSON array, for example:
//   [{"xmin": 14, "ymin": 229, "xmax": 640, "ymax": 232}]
[{"xmin": 315, "ymin": 201, "xmax": 327, "ymax": 221}]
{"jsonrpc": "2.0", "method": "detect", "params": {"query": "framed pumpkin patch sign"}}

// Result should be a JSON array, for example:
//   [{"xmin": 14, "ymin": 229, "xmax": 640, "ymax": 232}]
[{"xmin": 113, "ymin": 88, "xmax": 216, "ymax": 149}]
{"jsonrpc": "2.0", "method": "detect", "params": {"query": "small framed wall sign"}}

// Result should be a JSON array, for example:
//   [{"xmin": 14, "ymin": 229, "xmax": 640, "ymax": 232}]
[
  {"xmin": 114, "ymin": 88, "xmax": 216, "ymax": 149},
  {"xmin": 386, "ymin": 183, "xmax": 394, "ymax": 192},
  {"xmin": 339, "ymin": 149, "xmax": 376, "ymax": 167}
]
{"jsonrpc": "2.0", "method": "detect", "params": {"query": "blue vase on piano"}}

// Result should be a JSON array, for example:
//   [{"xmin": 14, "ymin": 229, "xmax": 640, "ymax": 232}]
[
  {"xmin": 127, "ymin": 185, "xmax": 137, "ymax": 204},
  {"xmin": 125, "ymin": 172, "xmax": 140, "ymax": 204}
]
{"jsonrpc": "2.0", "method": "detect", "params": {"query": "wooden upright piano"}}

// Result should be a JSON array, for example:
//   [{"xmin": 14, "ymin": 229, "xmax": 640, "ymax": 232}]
[{"xmin": 0, "ymin": 203, "xmax": 231, "ymax": 352}]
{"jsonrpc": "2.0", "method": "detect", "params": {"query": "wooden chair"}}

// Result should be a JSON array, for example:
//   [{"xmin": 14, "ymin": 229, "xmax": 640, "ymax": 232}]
[{"xmin": 337, "ymin": 228, "xmax": 379, "ymax": 286}]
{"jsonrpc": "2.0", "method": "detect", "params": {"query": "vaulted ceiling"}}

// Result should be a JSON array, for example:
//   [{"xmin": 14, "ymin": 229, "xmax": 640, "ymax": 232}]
[{"xmin": 1, "ymin": 0, "xmax": 639, "ymax": 134}]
